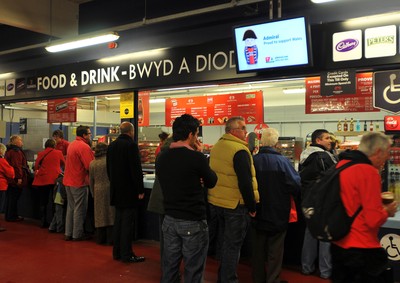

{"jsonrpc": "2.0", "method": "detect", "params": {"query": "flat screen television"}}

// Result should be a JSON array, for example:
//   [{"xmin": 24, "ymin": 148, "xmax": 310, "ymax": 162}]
[{"xmin": 233, "ymin": 16, "xmax": 313, "ymax": 73}]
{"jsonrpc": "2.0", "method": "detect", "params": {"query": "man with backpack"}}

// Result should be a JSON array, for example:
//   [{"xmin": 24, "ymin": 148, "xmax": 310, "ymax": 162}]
[
  {"xmin": 299, "ymin": 129, "xmax": 337, "ymax": 279},
  {"xmin": 331, "ymin": 132, "xmax": 398, "ymax": 282}
]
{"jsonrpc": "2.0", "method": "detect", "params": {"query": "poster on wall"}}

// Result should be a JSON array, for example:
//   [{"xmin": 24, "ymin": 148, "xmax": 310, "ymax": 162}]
[
  {"xmin": 47, "ymin": 98, "xmax": 77, "ymax": 123},
  {"xmin": 305, "ymin": 73, "xmax": 379, "ymax": 114},
  {"xmin": 165, "ymin": 91, "xmax": 263, "ymax": 126},
  {"xmin": 19, "ymin": 118, "xmax": 27, "ymax": 134},
  {"xmin": 138, "ymin": 91, "xmax": 150, "ymax": 127},
  {"xmin": 120, "ymin": 93, "xmax": 134, "ymax": 119}
]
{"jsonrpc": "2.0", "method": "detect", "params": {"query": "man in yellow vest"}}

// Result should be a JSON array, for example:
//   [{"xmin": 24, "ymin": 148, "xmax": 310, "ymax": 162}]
[{"xmin": 209, "ymin": 116, "xmax": 259, "ymax": 283}]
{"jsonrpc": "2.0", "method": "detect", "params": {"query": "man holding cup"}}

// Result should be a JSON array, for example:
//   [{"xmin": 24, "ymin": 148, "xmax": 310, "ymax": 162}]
[{"xmin": 331, "ymin": 132, "xmax": 398, "ymax": 283}]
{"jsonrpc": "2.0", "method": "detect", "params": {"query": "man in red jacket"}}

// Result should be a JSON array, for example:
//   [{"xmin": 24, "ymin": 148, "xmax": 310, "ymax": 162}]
[
  {"xmin": 63, "ymin": 125, "xmax": 94, "ymax": 241},
  {"xmin": 332, "ymin": 132, "xmax": 398, "ymax": 282}
]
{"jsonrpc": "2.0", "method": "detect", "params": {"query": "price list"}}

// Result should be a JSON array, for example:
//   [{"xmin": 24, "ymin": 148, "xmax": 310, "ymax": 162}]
[
  {"xmin": 165, "ymin": 91, "xmax": 263, "ymax": 126},
  {"xmin": 305, "ymin": 73, "xmax": 379, "ymax": 114}
]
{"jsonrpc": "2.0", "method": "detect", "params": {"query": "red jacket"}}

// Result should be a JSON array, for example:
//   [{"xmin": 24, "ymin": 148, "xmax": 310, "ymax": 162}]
[
  {"xmin": 0, "ymin": 157, "xmax": 15, "ymax": 190},
  {"xmin": 55, "ymin": 139, "xmax": 70, "ymax": 157},
  {"xmin": 5, "ymin": 144, "xmax": 28, "ymax": 188},
  {"xmin": 32, "ymin": 147, "xmax": 65, "ymax": 186},
  {"xmin": 334, "ymin": 159, "xmax": 388, "ymax": 249},
  {"xmin": 63, "ymin": 136, "xmax": 94, "ymax": 187}
]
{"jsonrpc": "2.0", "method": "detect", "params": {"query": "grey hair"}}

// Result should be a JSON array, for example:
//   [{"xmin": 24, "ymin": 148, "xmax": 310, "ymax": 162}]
[
  {"xmin": 261, "ymin": 128, "xmax": 279, "ymax": 147},
  {"xmin": 0, "ymin": 143, "xmax": 6, "ymax": 156},
  {"xmin": 358, "ymin": 132, "xmax": 391, "ymax": 157},
  {"xmin": 225, "ymin": 116, "xmax": 244, "ymax": 133}
]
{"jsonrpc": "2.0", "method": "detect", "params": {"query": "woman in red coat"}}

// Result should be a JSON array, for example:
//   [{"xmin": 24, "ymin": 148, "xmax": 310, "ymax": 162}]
[
  {"xmin": 33, "ymin": 139, "xmax": 65, "ymax": 228},
  {"xmin": 0, "ymin": 143, "xmax": 15, "ymax": 231}
]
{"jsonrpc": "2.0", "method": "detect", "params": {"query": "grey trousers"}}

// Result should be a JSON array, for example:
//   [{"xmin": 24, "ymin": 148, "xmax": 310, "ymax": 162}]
[
  {"xmin": 251, "ymin": 227, "xmax": 287, "ymax": 283},
  {"xmin": 65, "ymin": 186, "xmax": 88, "ymax": 239}
]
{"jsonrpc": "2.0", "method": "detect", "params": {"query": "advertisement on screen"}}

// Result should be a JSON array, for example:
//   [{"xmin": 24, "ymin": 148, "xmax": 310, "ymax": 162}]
[{"xmin": 233, "ymin": 17, "xmax": 312, "ymax": 73}]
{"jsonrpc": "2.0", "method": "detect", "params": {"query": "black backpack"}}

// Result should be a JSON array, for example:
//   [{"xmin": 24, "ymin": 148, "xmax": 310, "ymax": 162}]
[{"xmin": 301, "ymin": 161, "xmax": 364, "ymax": 242}]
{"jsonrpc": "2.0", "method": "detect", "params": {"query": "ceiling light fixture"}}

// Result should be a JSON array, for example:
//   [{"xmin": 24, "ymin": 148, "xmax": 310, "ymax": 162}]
[
  {"xmin": 311, "ymin": 0, "xmax": 336, "ymax": 3},
  {"xmin": 150, "ymin": 98, "xmax": 166, "ymax": 104},
  {"xmin": 283, "ymin": 88, "xmax": 306, "ymax": 94},
  {"xmin": 105, "ymin": 96, "xmax": 120, "ymax": 101},
  {"xmin": 45, "ymin": 32, "xmax": 120, "ymax": 53}
]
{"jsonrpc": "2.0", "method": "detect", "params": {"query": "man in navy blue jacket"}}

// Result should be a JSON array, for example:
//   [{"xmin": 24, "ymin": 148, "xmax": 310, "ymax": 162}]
[{"xmin": 252, "ymin": 128, "xmax": 301, "ymax": 283}]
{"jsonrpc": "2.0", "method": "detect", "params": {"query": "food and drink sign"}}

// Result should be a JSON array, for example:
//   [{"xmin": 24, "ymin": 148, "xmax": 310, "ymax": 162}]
[
  {"xmin": 47, "ymin": 98, "xmax": 77, "ymax": 123},
  {"xmin": 165, "ymin": 91, "xmax": 263, "ymax": 126},
  {"xmin": 305, "ymin": 72, "xmax": 378, "ymax": 114}
]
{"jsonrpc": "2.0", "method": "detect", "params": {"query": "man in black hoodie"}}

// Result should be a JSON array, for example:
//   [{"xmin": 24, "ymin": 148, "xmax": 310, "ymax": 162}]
[{"xmin": 299, "ymin": 129, "xmax": 336, "ymax": 279}]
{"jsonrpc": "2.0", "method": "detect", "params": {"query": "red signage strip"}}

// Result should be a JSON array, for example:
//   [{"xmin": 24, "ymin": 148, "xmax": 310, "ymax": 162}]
[
  {"xmin": 305, "ymin": 73, "xmax": 379, "ymax": 114},
  {"xmin": 47, "ymin": 98, "xmax": 77, "ymax": 123},
  {"xmin": 165, "ymin": 91, "xmax": 264, "ymax": 126}
]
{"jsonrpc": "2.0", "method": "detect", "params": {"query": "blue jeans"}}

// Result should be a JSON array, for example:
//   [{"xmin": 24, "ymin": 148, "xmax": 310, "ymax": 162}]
[
  {"xmin": 301, "ymin": 227, "xmax": 332, "ymax": 278},
  {"xmin": 210, "ymin": 204, "xmax": 251, "ymax": 283},
  {"xmin": 161, "ymin": 215, "xmax": 209, "ymax": 283}
]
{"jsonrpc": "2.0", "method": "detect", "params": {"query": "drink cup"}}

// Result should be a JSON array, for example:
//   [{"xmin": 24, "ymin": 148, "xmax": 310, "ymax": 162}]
[{"xmin": 382, "ymin": 191, "xmax": 395, "ymax": 205}]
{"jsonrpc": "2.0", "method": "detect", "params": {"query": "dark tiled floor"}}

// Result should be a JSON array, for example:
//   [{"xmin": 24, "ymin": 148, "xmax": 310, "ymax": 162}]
[{"xmin": 0, "ymin": 217, "xmax": 329, "ymax": 283}]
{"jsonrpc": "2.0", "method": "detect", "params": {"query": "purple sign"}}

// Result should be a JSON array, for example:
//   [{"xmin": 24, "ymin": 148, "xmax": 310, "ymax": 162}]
[{"xmin": 335, "ymin": 39, "xmax": 359, "ymax": 52}]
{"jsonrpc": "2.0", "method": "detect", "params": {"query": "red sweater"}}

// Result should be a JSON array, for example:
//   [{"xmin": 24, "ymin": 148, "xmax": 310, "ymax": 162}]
[
  {"xmin": 0, "ymin": 157, "xmax": 14, "ymax": 190},
  {"xmin": 55, "ymin": 139, "xmax": 70, "ymax": 157},
  {"xmin": 334, "ymin": 160, "xmax": 388, "ymax": 249},
  {"xmin": 63, "ymin": 137, "xmax": 94, "ymax": 187},
  {"xmin": 32, "ymin": 147, "xmax": 65, "ymax": 186}
]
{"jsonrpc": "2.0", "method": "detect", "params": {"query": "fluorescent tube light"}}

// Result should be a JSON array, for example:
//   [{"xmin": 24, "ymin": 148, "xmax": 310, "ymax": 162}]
[
  {"xmin": 311, "ymin": 0, "xmax": 336, "ymax": 3},
  {"xmin": 45, "ymin": 32, "xmax": 119, "ymax": 53},
  {"xmin": 150, "ymin": 98, "xmax": 166, "ymax": 104},
  {"xmin": 283, "ymin": 88, "xmax": 305, "ymax": 94},
  {"xmin": 105, "ymin": 96, "xmax": 120, "ymax": 101}
]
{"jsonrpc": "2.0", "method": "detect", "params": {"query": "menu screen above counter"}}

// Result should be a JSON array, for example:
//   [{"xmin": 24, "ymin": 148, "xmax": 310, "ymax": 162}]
[
  {"xmin": 305, "ymin": 73, "xmax": 379, "ymax": 114},
  {"xmin": 47, "ymin": 98, "xmax": 77, "ymax": 123},
  {"xmin": 165, "ymin": 91, "xmax": 263, "ymax": 126}
]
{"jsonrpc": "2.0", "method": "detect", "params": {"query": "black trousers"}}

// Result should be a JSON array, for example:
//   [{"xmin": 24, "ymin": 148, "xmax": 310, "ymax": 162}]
[
  {"xmin": 331, "ymin": 244, "xmax": 393, "ymax": 283},
  {"xmin": 113, "ymin": 207, "xmax": 136, "ymax": 260},
  {"xmin": 5, "ymin": 186, "xmax": 22, "ymax": 221}
]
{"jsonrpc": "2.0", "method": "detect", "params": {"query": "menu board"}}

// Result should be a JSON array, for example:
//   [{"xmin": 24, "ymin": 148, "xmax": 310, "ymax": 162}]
[
  {"xmin": 47, "ymin": 98, "xmax": 77, "ymax": 123},
  {"xmin": 305, "ymin": 73, "xmax": 379, "ymax": 114},
  {"xmin": 165, "ymin": 91, "xmax": 263, "ymax": 126}
]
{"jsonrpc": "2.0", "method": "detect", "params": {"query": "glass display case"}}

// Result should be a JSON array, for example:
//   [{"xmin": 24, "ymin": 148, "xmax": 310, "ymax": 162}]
[
  {"xmin": 275, "ymin": 137, "xmax": 303, "ymax": 170},
  {"xmin": 139, "ymin": 140, "xmax": 159, "ymax": 173}
]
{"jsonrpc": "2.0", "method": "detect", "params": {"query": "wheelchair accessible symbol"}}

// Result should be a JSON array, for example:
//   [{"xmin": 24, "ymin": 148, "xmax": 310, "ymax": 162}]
[
  {"xmin": 374, "ymin": 70, "xmax": 400, "ymax": 113},
  {"xmin": 384, "ymin": 74, "xmax": 400, "ymax": 104},
  {"xmin": 381, "ymin": 233, "xmax": 400, "ymax": 261}
]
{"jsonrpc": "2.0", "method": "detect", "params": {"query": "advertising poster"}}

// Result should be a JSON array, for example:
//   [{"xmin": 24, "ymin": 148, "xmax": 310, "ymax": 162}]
[
  {"xmin": 305, "ymin": 73, "xmax": 379, "ymax": 114},
  {"xmin": 47, "ymin": 98, "xmax": 77, "ymax": 123},
  {"xmin": 165, "ymin": 91, "xmax": 263, "ymax": 126},
  {"xmin": 138, "ymin": 91, "xmax": 150, "ymax": 127},
  {"xmin": 120, "ymin": 92, "xmax": 134, "ymax": 119}
]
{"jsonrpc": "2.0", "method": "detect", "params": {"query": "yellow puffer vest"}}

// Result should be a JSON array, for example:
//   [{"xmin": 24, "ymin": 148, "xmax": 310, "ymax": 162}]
[{"xmin": 208, "ymin": 133, "xmax": 259, "ymax": 209}]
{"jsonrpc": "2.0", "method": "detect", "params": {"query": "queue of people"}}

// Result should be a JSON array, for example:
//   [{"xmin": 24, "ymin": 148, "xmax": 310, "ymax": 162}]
[{"xmin": 0, "ymin": 116, "xmax": 398, "ymax": 283}]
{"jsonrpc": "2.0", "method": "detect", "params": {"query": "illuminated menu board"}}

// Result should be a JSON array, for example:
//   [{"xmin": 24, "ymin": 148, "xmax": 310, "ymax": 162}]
[
  {"xmin": 165, "ymin": 91, "xmax": 263, "ymax": 126},
  {"xmin": 305, "ymin": 73, "xmax": 378, "ymax": 114},
  {"xmin": 47, "ymin": 98, "xmax": 77, "ymax": 123}
]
